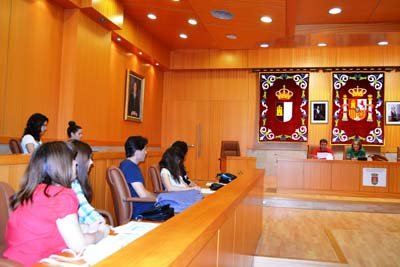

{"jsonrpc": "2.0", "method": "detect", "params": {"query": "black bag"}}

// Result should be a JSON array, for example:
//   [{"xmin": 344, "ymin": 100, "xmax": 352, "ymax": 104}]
[
  {"xmin": 135, "ymin": 204, "xmax": 174, "ymax": 221},
  {"xmin": 209, "ymin": 183, "xmax": 224, "ymax": 191},
  {"xmin": 216, "ymin": 172, "xmax": 237, "ymax": 184}
]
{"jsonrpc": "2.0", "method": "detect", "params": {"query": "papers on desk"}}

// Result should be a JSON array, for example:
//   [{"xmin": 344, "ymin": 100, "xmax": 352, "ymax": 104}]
[
  {"xmin": 317, "ymin": 152, "xmax": 333, "ymax": 160},
  {"xmin": 39, "ymin": 221, "xmax": 160, "ymax": 266},
  {"xmin": 200, "ymin": 188, "xmax": 216, "ymax": 195}
]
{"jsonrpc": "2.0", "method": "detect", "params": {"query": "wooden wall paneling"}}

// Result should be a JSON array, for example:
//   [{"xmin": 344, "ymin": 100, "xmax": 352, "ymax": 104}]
[
  {"xmin": 3, "ymin": 0, "xmax": 64, "ymax": 139},
  {"xmin": 188, "ymin": 233, "xmax": 219, "ymax": 267},
  {"xmin": 359, "ymin": 162, "xmax": 389, "ymax": 193},
  {"xmin": 247, "ymin": 73, "xmax": 258, "ymax": 149},
  {"xmin": 277, "ymin": 159, "xmax": 304, "ymax": 189},
  {"xmin": 383, "ymin": 46, "xmax": 400, "ymax": 66},
  {"xmin": 0, "ymin": 0, "xmax": 11, "ymax": 135},
  {"xmin": 81, "ymin": 0, "xmax": 124, "ymax": 29},
  {"xmin": 170, "ymin": 49, "xmax": 211, "ymax": 69},
  {"xmin": 304, "ymin": 160, "xmax": 332, "ymax": 190},
  {"xmin": 218, "ymin": 213, "xmax": 235, "ymax": 267},
  {"xmin": 382, "ymin": 71, "xmax": 400, "ymax": 152},
  {"xmin": 331, "ymin": 161, "xmax": 360, "ymax": 191},
  {"xmin": 233, "ymin": 203, "xmax": 246, "ymax": 267},
  {"xmin": 209, "ymin": 50, "xmax": 248, "ymax": 69},
  {"xmin": 388, "ymin": 164, "xmax": 400, "ymax": 193}
]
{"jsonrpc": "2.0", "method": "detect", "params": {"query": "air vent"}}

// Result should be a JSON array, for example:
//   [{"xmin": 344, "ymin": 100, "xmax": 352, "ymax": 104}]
[{"xmin": 211, "ymin": 10, "xmax": 233, "ymax": 20}]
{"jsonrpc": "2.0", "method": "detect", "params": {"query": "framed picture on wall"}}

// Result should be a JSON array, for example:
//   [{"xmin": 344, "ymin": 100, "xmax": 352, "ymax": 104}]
[
  {"xmin": 124, "ymin": 70, "xmax": 145, "ymax": 122},
  {"xmin": 311, "ymin": 101, "xmax": 328, "ymax": 124},
  {"xmin": 385, "ymin": 101, "xmax": 400, "ymax": 125}
]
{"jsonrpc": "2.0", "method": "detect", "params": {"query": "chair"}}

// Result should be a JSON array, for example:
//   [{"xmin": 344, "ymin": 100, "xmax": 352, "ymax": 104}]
[
  {"xmin": 148, "ymin": 164, "xmax": 164, "ymax": 193},
  {"xmin": 397, "ymin": 147, "xmax": 400, "ymax": 162},
  {"xmin": 8, "ymin": 139, "xmax": 22, "ymax": 154},
  {"xmin": 369, "ymin": 154, "xmax": 389, "ymax": 161},
  {"xmin": 97, "ymin": 209, "xmax": 114, "ymax": 227},
  {"xmin": 307, "ymin": 145, "xmax": 319, "ymax": 159},
  {"xmin": 343, "ymin": 145, "xmax": 351, "ymax": 160},
  {"xmin": 106, "ymin": 166, "xmax": 154, "ymax": 226},
  {"xmin": 220, "ymin": 141, "xmax": 240, "ymax": 170}
]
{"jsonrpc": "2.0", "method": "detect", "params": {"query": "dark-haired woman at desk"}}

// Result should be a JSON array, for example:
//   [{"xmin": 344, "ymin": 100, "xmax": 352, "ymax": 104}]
[
  {"xmin": 346, "ymin": 140, "xmax": 366, "ymax": 160},
  {"xmin": 21, "ymin": 113, "xmax": 48, "ymax": 154}
]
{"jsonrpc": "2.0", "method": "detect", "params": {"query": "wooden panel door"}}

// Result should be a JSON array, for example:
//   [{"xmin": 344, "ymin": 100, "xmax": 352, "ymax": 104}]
[{"xmin": 162, "ymin": 100, "xmax": 211, "ymax": 181}]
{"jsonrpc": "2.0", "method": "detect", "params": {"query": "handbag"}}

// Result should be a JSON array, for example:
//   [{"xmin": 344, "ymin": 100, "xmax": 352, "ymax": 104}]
[{"xmin": 135, "ymin": 204, "xmax": 174, "ymax": 221}]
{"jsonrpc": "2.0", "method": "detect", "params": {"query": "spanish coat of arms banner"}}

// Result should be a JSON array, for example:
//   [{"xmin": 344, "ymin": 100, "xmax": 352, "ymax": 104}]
[
  {"xmin": 331, "ymin": 72, "xmax": 384, "ymax": 145},
  {"xmin": 259, "ymin": 73, "xmax": 309, "ymax": 142}
]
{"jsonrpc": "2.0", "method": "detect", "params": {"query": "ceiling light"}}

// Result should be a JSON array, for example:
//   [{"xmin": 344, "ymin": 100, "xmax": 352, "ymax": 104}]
[
  {"xmin": 226, "ymin": 34, "xmax": 237, "ymax": 40},
  {"xmin": 179, "ymin": 33, "xmax": 188, "ymax": 39},
  {"xmin": 211, "ymin": 10, "xmax": 233, "ymax": 20},
  {"xmin": 260, "ymin": 43, "xmax": 269, "ymax": 48},
  {"xmin": 378, "ymin": 41, "xmax": 389, "ymax": 46},
  {"xmin": 138, "ymin": 51, "xmax": 143, "ymax": 55},
  {"xmin": 125, "ymin": 52, "xmax": 133, "ymax": 56},
  {"xmin": 328, "ymin": 7, "xmax": 342, "ymax": 15},
  {"xmin": 172, "ymin": 0, "xmax": 180, "ymax": 2},
  {"xmin": 260, "ymin": 16, "xmax": 272, "ymax": 23},
  {"xmin": 188, "ymin": 18, "xmax": 197, "ymax": 25},
  {"xmin": 116, "ymin": 37, "xmax": 121, "ymax": 42},
  {"xmin": 147, "ymin": 13, "xmax": 157, "ymax": 20},
  {"xmin": 155, "ymin": 62, "xmax": 160, "ymax": 66},
  {"xmin": 317, "ymin": 42, "xmax": 327, "ymax": 47}
]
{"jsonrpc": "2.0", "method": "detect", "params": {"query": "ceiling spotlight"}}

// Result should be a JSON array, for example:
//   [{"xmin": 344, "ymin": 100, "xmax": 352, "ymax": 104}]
[
  {"xmin": 116, "ymin": 37, "xmax": 121, "ymax": 42},
  {"xmin": 260, "ymin": 16, "xmax": 272, "ymax": 23},
  {"xmin": 211, "ymin": 10, "xmax": 233, "ymax": 20},
  {"xmin": 155, "ymin": 62, "xmax": 160, "ymax": 66},
  {"xmin": 226, "ymin": 34, "xmax": 237, "ymax": 40},
  {"xmin": 317, "ymin": 42, "xmax": 327, "ymax": 47},
  {"xmin": 188, "ymin": 18, "xmax": 198, "ymax": 25},
  {"xmin": 147, "ymin": 13, "xmax": 157, "ymax": 20},
  {"xmin": 138, "ymin": 51, "xmax": 143, "ymax": 55},
  {"xmin": 260, "ymin": 43, "xmax": 269, "ymax": 48},
  {"xmin": 378, "ymin": 41, "xmax": 389, "ymax": 46},
  {"xmin": 328, "ymin": 7, "xmax": 342, "ymax": 15},
  {"xmin": 179, "ymin": 33, "xmax": 188, "ymax": 39}
]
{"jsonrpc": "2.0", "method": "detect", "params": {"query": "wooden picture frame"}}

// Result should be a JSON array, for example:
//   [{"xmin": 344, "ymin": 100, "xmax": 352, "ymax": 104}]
[
  {"xmin": 311, "ymin": 101, "xmax": 328, "ymax": 124},
  {"xmin": 124, "ymin": 70, "xmax": 145, "ymax": 122},
  {"xmin": 385, "ymin": 101, "xmax": 400, "ymax": 125}
]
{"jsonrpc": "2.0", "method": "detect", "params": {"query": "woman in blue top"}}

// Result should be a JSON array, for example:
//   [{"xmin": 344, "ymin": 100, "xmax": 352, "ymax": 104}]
[{"xmin": 346, "ymin": 139, "xmax": 366, "ymax": 160}]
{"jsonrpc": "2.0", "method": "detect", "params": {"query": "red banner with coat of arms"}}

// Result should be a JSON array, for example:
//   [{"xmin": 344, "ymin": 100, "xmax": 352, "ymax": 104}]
[
  {"xmin": 259, "ymin": 73, "xmax": 309, "ymax": 142},
  {"xmin": 331, "ymin": 72, "xmax": 384, "ymax": 145}
]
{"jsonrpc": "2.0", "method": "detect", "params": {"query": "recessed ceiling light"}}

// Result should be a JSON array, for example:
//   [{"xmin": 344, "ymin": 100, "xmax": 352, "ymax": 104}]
[
  {"xmin": 328, "ymin": 7, "xmax": 342, "ymax": 15},
  {"xmin": 125, "ymin": 52, "xmax": 133, "ymax": 56},
  {"xmin": 147, "ymin": 13, "xmax": 157, "ymax": 20},
  {"xmin": 260, "ymin": 43, "xmax": 269, "ymax": 48},
  {"xmin": 211, "ymin": 10, "xmax": 233, "ymax": 20},
  {"xmin": 116, "ymin": 37, "xmax": 121, "ymax": 42},
  {"xmin": 260, "ymin": 16, "xmax": 272, "ymax": 23},
  {"xmin": 138, "ymin": 51, "xmax": 143, "ymax": 55},
  {"xmin": 378, "ymin": 41, "xmax": 389, "ymax": 46},
  {"xmin": 226, "ymin": 34, "xmax": 237, "ymax": 40},
  {"xmin": 172, "ymin": 0, "xmax": 180, "ymax": 2},
  {"xmin": 188, "ymin": 18, "xmax": 197, "ymax": 25},
  {"xmin": 179, "ymin": 33, "xmax": 188, "ymax": 39},
  {"xmin": 155, "ymin": 62, "xmax": 160, "ymax": 66},
  {"xmin": 317, "ymin": 42, "xmax": 327, "ymax": 47}
]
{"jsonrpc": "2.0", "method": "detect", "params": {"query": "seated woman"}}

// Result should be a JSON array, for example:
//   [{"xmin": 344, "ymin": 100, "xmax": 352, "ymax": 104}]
[
  {"xmin": 346, "ymin": 139, "xmax": 366, "ymax": 160},
  {"xmin": 311, "ymin": 138, "xmax": 334, "ymax": 159},
  {"xmin": 21, "ymin": 113, "xmax": 48, "ymax": 154},
  {"xmin": 171, "ymin": 141, "xmax": 197, "ymax": 186},
  {"xmin": 3, "ymin": 142, "xmax": 107, "ymax": 266},
  {"xmin": 159, "ymin": 146, "xmax": 200, "ymax": 192},
  {"xmin": 67, "ymin": 121, "xmax": 83, "ymax": 141},
  {"xmin": 67, "ymin": 140, "xmax": 109, "ymax": 234}
]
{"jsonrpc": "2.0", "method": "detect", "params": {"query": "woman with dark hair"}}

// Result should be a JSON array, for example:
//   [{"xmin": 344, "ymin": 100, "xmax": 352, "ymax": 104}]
[
  {"xmin": 67, "ymin": 140, "xmax": 109, "ymax": 234},
  {"xmin": 159, "ymin": 146, "xmax": 200, "ymax": 192},
  {"xmin": 21, "ymin": 113, "xmax": 48, "ymax": 154},
  {"xmin": 67, "ymin": 121, "xmax": 83, "ymax": 140},
  {"xmin": 171, "ymin": 141, "xmax": 196, "ymax": 186},
  {"xmin": 3, "ymin": 142, "xmax": 106, "ymax": 266}
]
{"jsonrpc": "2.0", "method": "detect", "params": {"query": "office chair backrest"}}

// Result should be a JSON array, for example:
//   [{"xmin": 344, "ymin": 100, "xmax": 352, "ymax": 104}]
[
  {"xmin": 220, "ymin": 141, "xmax": 240, "ymax": 158},
  {"xmin": 106, "ymin": 166, "xmax": 132, "ymax": 226},
  {"xmin": 8, "ymin": 139, "xmax": 23, "ymax": 154},
  {"xmin": 397, "ymin": 147, "xmax": 400, "ymax": 162},
  {"xmin": 0, "ymin": 182, "xmax": 14, "ymax": 255},
  {"xmin": 343, "ymin": 145, "xmax": 351, "ymax": 159},
  {"xmin": 370, "ymin": 154, "xmax": 389, "ymax": 161},
  {"xmin": 307, "ymin": 145, "xmax": 319, "ymax": 159},
  {"xmin": 148, "ymin": 164, "xmax": 164, "ymax": 193}
]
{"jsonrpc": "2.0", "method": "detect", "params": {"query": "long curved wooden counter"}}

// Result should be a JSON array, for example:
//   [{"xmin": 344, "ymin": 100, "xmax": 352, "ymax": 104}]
[
  {"xmin": 277, "ymin": 159, "xmax": 400, "ymax": 198},
  {"xmin": 96, "ymin": 167, "xmax": 264, "ymax": 267}
]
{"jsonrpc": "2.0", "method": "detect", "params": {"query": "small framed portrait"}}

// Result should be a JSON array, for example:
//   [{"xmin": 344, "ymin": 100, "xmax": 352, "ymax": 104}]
[
  {"xmin": 311, "ymin": 101, "xmax": 328, "ymax": 124},
  {"xmin": 124, "ymin": 70, "xmax": 145, "ymax": 122},
  {"xmin": 385, "ymin": 101, "xmax": 400, "ymax": 125}
]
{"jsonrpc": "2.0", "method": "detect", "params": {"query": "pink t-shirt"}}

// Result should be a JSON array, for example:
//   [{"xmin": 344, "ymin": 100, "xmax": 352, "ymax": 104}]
[{"xmin": 3, "ymin": 184, "xmax": 78, "ymax": 267}]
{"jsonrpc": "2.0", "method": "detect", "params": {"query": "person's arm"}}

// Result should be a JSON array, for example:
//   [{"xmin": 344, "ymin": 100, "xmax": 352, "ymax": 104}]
[
  {"xmin": 131, "ymin": 182, "xmax": 156, "ymax": 199},
  {"xmin": 345, "ymin": 148, "xmax": 352, "ymax": 159},
  {"xmin": 311, "ymin": 148, "xmax": 318, "ymax": 159},
  {"xmin": 25, "ymin": 143, "xmax": 35, "ymax": 153},
  {"xmin": 56, "ymin": 214, "xmax": 107, "ymax": 253},
  {"xmin": 161, "ymin": 172, "xmax": 199, "ymax": 191}
]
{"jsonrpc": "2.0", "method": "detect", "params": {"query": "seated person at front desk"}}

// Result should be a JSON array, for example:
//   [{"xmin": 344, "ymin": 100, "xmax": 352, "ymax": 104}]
[
  {"xmin": 119, "ymin": 136, "xmax": 156, "ymax": 219},
  {"xmin": 311, "ymin": 138, "xmax": 334, "ymax": 160},
  {"xmin": 345, "ymin": 139, "xmax": 366, "ymax": 160}
]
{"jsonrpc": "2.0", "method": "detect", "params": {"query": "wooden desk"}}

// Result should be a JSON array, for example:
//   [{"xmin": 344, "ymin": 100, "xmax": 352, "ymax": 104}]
[
  {"xmin": 277, "ymin": 159, "xmax": 400, "ymax": 198},
  {"xmin": 95, "ymin": 158, "xmax": 264, "ymax": 267}
]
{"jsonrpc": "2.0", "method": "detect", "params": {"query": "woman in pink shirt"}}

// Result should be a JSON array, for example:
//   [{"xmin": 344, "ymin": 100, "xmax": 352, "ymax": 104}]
[{"xmin": 3, "ymin": 141, "xmax": 107, "ymax": 266}]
